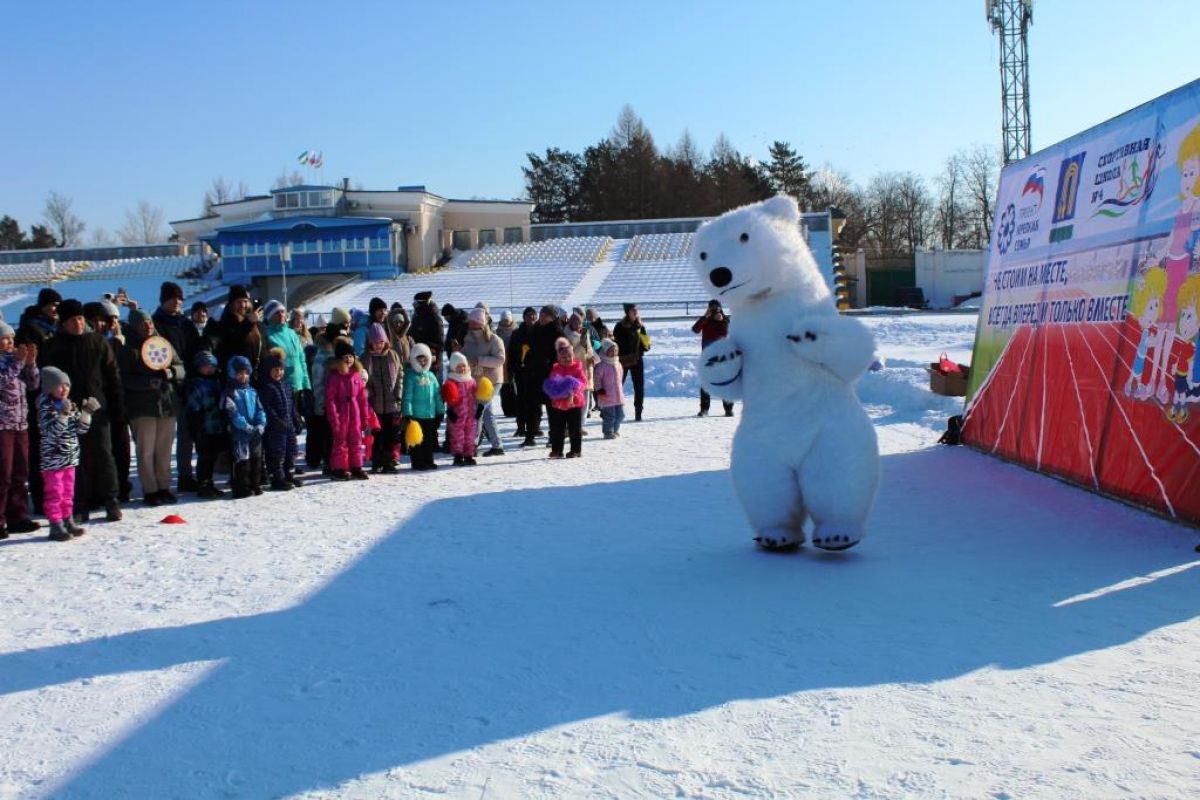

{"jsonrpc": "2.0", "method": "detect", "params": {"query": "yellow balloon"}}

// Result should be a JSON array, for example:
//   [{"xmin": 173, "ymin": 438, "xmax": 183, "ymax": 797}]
[
  {"xmin": 405, "ymin": 419, "xmax": 423, "ymax": 447},
  {"xmin": 475, "ymin": 376, "xmax": 494, "ymax": 402}
]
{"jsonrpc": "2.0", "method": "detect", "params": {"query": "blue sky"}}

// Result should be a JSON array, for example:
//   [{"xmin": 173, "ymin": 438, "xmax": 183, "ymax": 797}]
[{"xmin": 3, "ymin": 0, "xmax": 1196, "ymax": 238}]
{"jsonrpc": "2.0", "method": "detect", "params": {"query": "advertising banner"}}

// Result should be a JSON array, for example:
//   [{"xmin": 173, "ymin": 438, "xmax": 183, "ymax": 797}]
[{"xmin": 963, "ymin": 79, "xmax": 1200, "ymax": 525}]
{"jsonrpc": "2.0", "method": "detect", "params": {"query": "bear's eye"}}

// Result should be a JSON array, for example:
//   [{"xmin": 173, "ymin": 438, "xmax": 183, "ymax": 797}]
[
  {"xmin": 739, "ymin": 233, "xmax": 749, "ymax": 243},
  {"xmin": 699, "ymin": 251, "xmax": 707, "ymax": 261}
]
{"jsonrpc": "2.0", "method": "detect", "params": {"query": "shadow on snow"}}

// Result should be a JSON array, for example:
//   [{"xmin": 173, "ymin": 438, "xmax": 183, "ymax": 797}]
[{"xmin": 2, "ymin": 447, "xmax": 1197, "ymax": 796}]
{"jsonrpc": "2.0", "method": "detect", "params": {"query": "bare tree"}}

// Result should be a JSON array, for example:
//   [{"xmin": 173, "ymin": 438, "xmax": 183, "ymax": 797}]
[
  {"xmin": 89, "ymin": 227, "xmax": 115, "ymax": 246},
  {"xmin": 272, "ymin": 170, "xmax": 305, "ymax": 190},
  {"xmin": 809, "ymin": 165, "xmax": 869, "ymax": 250},
  {"xmin": 933, "ymin": 152, "xmax": 968, "ymax": 249},
  {"xmin": 863, "ymin": 173, "xmax": 910, "ymax": 256},
  {"xmin": 202, "ymin": 176, "xmax": 249, "ymax": 216},
  {"xmin": 43, "ymin": 191, "xmax": 85, "ymax": 248},
  {"xmin": 961, "ymin": 144, "xmax": 1000, "ymax": 248},
  {"xmin": 117, "ymin": 201, "xmax": 167, "ymax": 244},
  {"xmin": 895, "ymin": 172, "xmax": 934, "ymax": 252}
]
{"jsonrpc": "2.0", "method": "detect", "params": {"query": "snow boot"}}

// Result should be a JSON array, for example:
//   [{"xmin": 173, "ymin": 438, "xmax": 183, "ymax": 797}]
[
  {"xmin": 47, "ymin": 522, "xmax": 71, "ymax": 542},
  {"xmin": 64, "ymin": 518, "xmax": 86, "ymax": 538}
]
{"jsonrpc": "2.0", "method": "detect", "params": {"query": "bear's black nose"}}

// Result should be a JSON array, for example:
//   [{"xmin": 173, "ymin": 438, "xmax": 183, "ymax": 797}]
[{"xmin": 709, "ymin": 267, "xmax": 733, "ymax": 288}]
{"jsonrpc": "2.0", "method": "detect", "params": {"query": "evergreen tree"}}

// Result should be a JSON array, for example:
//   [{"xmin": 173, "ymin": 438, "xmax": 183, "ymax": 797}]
[
  {"xmin": 522, "ymin": 148, "xmax": 583, "ymax": 223},
  {"xmin": 0, "ymin": 215, "xmax": 25, "ymax": 251},
  {"xmin": 661, "ymin": 130, "xmax": 709, "ymax": 217},
  {"xmin": 26, "ymin": 225, "xmax": 58, "ymax": 249},
  {"xmin": 766, "ymin": 141, "xmax": 811, "ymax": 207},
  {"xmin": 705, "ymin": 135, "xmax": 773, "ymax": 215}
]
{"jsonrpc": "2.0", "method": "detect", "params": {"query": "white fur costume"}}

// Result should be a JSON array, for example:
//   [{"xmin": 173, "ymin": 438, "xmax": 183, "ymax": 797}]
[{"xmin": 693, "ymin": 196, "xmax": 879, "ymax": 550}]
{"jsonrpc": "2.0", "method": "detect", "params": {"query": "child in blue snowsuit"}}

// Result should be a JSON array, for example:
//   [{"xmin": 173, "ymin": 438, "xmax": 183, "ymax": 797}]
[
  {"xmin": 222, "ymin": 355, "xmax": 266, "ymax": 499},
  {"xmin": 257, "ymin": 349, "xmax": 303, "ymax": 490},
  {"xmin": 185, "ymin": 350, "xmax": 227, "ymax": 499}
]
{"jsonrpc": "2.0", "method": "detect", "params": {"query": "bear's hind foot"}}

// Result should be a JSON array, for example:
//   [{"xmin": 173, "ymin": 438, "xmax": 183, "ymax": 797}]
[
  {"xmin": 812, "ymin": 526, "xmax": 862, "ymax": 552},
  {"xmin": 754, "ymin": 527, "xmax": 804, "ymax": 552}
]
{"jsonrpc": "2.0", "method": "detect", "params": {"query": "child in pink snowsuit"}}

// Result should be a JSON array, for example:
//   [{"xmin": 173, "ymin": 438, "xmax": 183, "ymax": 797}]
[
  {"xmin": 442, "ymin": 352, "xmax": 478, "ymax": 466},
  {"xmin": 37, "ymin": 366, "xmax": 96, "ymax": 541},
  {"xmin": 324, "ymin": 337, "xmax": 374, "ymax": 480}
]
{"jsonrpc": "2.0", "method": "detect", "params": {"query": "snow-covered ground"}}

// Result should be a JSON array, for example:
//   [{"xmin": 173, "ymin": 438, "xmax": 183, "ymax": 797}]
[{"xmin": 1, "ymin": 314, "xmax": 1197, "ymax": 799}]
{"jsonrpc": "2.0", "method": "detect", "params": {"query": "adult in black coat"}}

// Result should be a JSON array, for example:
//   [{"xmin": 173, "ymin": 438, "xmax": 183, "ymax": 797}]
[
  {"xmin": 153, "ymin": 281, "xmax": 203, "ymax": 490},
  {"xmin": 409, "ymin": 292, "xmax": 445, "ymax": 371},
  {"xmin": 612, "ymin": 303, "xmax": 650, "ymax": 421},
  {"xmin": 215, "ymin": 286, "xmax": 265, "ymax": 373},
  {"xmin": 504, "ymin": 307, "xmax": 539, "ymax": 437},
  {"xmin": 516, "ymin": 306, "xmax": 563, "ymax": 447},
  {"xmin": 40, "ymin": 299, "xmax": 125, "ymax": 522}
]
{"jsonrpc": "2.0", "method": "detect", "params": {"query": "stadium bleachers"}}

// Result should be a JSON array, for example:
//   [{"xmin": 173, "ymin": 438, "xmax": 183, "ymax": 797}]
[
  {"xmin": 623, "ymin": 233, "xmax": 694, "ymax": 262},
  {"xmin": 589, "ymin": 258, "xmax": 709, "ymax": 306},
  {"xmin": 467, "ymin": 236, "xmax": 611, "ymax": 268}
]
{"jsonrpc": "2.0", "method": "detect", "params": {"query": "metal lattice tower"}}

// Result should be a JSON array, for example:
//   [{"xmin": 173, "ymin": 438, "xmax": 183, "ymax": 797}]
[{"xmin": 987, "ymin": 0, "xmax": 1033, "ymax": 164}]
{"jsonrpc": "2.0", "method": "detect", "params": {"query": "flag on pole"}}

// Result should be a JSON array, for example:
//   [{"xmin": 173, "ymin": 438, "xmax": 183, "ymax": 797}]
[
  {"xmin": 313, "ymin": 152, "xmax": 324, "ymax": 168},
  {"xmin": 297, "ymin": 150, "xmax": 310, "ymax": 164}
]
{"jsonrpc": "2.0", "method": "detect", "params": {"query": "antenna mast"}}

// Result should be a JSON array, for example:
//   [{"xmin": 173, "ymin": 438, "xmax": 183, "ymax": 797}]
[{"xmin": 987, "ymin": 0, "xmax": 1034, "ymax": 164}]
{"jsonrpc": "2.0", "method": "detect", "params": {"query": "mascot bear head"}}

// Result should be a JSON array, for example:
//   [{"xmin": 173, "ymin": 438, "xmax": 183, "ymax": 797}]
[{"xmin": 692, "ymin": 195, "xmax": 833, "ymax": 314}]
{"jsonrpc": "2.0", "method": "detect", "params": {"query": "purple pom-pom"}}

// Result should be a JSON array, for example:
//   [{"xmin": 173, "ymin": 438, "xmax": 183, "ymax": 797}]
[{"xmin": 543, "ymin": 374, "xmax": 582, "ymax": 400}]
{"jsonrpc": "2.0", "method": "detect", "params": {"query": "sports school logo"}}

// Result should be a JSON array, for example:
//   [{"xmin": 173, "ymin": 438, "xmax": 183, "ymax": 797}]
[{"xmin": 996, "ymin": 204, "xmax": 1017, "ymax": 255}]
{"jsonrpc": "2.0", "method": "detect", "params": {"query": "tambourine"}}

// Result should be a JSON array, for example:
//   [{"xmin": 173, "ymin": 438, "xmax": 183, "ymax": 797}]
[{"xmin": 140, "ymin": 335, "xmax": 175, "ymax": 370}]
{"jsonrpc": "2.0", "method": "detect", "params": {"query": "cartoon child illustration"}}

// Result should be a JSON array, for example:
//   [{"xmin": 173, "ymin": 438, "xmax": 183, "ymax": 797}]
[
  {"xmin": 1167, "ymin": 273, "xmax": 1200, "ymax": 422},
  {"xmin": 1125, "ymin": 266, "xmax": 1167, "ymax": 400},
  {"xmin": 1153, "ymin": 123, "xmax": 1200, "ymax": 402}
]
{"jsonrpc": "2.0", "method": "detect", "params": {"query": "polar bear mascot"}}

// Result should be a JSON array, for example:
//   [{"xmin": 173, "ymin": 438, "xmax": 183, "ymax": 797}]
[{"xmin": 693, "ymin": 195, "xmax": 879, "ymax": 551}]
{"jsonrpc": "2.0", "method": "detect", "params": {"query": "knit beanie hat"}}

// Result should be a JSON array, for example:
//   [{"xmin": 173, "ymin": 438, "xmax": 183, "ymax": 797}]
[
  {"xmin": 41, "ymin": 366, "xmax": 71, "ymax": 395},
  {"xmin": 127, "ymin": 308, "xmax": 153, "ymax": 329},
  {"xmin": 160, "ymin": 281, "xmax": 184, "ymax": 303},
  {"xmin": 329, "ymin": 307, "xmax": 351, "ymax": 327},
  {"xmin": 193, "ymin": 350, "xmax": 218, "ymax": 371},
  {"xmin": 82, "ymin": 302, "xmax": 106, "ymax": 321},
  {"xmin": 500, "ymin": 309, "xmax": 514, "ymax": 323},
  {"xmin": 263, "ymin": 299, "xmax": 286, "ymax": 323},
  {"xmin": 0, "ymin": 321, "xmax": 15, "ymax": 338},
  {"xmin": 227, "ymin": 355, "xmax": 252, "ymax": 379},
  {"xmin": 468, "ymin": 307, "xmax": 487, "ymax": 325},
  {"xmin": 333, "ymin": 337, "xmax": 356, "ymax": 359},
  {"xmin": 100, "ymin": 300, "xmax": 121, "ymax": 319},
  {"xmin": 409, "ymin": 342, "xmax": 432, "ymax": 371},
  {"xmin": 38, "ymin": 288, "xmax": 63, "ymax": 307},
  {"xmin": 600, "ymin": 338, "xmax": 618, "ymax": 356},
  {"xmin": 540, "ymin": 305, "xmax": 558, "ymax": 319},
  {"xmin": 367, "ymin": 323, "xmax": 388, "ymax": 344},
  {"xmin": 191, "ymin": 300, "xmax": 208, "ymax": 315},
  {"xmin": 58, "ymin": 299, "xmax": 85, "ymax": 322}
]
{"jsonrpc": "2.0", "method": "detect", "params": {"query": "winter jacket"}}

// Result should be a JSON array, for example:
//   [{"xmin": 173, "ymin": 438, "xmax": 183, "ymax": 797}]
[
  {"xmin": 442, "ymin": 374, "xmax": 477, "ymax": 455},
  {"xmin": 325, "ymin": 362, "xmax": 372, "ymax": 442},
  {"xmin": 592, "ymin": 359, "xmax": 625, "ymax": 409},
  {"xmin": 527, "ymin": 321, "xmax": 565, "ymax": 383},
  {"xmin": 613, "ymin": 317, "xmax": 650, "ymax": 367},
  {"xmin": 185, "ymin": 375, "xmax": 225, "ymax": 437},
  {"xmin": 409, "ymin": 306, "xmax": 445, "ymax": 362},
  {"xmin": 153, "ymin": 307, "xmax": 203, "ymax": 378},
  {"xmin": 310, "ymin": 335, "xmax": 335, "ymax": 417},
  {"xmin": 37, "ymin": 393, "xmax": 91, "ymax": 470},
  {"xmin": 40, "ymin": 330, "xmax": 124, "ymax": 426},
  {"xmin": 222, "ymin": 379, "xmax": 267, "ymax": 462},
  {"xmin": 461, "ymin": 327, "xmax": 505, "ymax": 387},
  {"xmin": 402, "ymin": 366, "xmax": 444, "ymax": 420},
  {"xmin": 543, "ymin": 359, "xmax": 587, "ymax": 411},
  {"xmin": 15, "ymin": 306, "xmax": 56, "ymax": 350},
  {"xmin": 0, "ymin": 353, "xmax": 39, "ymax": 431},
  {"xmin": 259, "ymin": 374, "xmax": 300, "ymax": 433},
  {"xmin": 215, "ymin": 309, "xmax": 264, "ymax": 371},
  {"xmin": 387, "ymin": 311, "xmax": 414, "ymax": 365},
  {"xmin": 565, "ymin": 328, "xmax": 595, "ymax": 389},
  {"xmin": 265, "ymin": 321, "xmax": 313, "ymax": 393},
  {"xmin": 118, "ymin": 326, "xmax": 182, "ymax": 420},
  {"xmin": 505, "ymin": 321, "xmax": 537, "ymax": 380},
  {"xmin": 363, "ymin": 347, "xmax": 404, "ymax": 416},
  {"xmin": 692, "ymin": 314, "xmax": 731, "ymax": 347}
]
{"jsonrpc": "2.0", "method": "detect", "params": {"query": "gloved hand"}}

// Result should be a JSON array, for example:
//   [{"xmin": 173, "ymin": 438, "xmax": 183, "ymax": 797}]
[
  {"xmin": 446, "ymin": 408, "xmax": 458, "ymax": 423},
  {"xmin": 80, "ymin": 397, "xmax": 101, "ymax": 413},
  {"xmin": 474, "ymin": 403, "xmax": 485, "ymax": 420},
  {"xmin": 294, "ymin": 415, "xmax": 306, "ymax": 434}
]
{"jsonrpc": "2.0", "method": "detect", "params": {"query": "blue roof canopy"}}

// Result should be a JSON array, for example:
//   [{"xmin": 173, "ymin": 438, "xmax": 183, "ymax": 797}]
[{"xmin": 216, "ymin": 216, "xmax": 392, "ymax": 235}]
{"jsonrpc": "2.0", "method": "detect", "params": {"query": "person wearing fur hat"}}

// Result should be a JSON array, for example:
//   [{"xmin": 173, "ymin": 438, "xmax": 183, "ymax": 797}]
[
  {"xmin": 325, "ymin": 337, "xmax": 374, "ymax": 480},
  {"xmin": 543, "ymin": 337, "xmax": 588, "ymax": 458},
  {"xmin": 184, "ymin": 350, "xmax": 226, "ymax": 498},
  {"xmin": 592, "ymin": 338, "xmax": 626, "ymax": 439},
  {"xmin": 118, "ymin": 309, "xmax": 184, "ymax": 506},
  {"xmin": 40, "ymin": 298, "xmax": 124, "ymax": 523},
  {"xmin": 263, "ymin": 300, "xmax": 312, "ymax": 470},
  {"xmin": 362, "ymin": 323, "xmax": 403, "ymax": 473},
  {"xmin": 221, "ymin": 355, "xmax": 266, "ymax": 498},
  {"xmin": 462, "ymin": 307, "xmax": 505, "ymax": 456},
  {"xmin": 442, "ymin": 352, "xmax": 478, "ymax": 466},
  {"xmin": 613, "ymin": 303, "xmax": 650, "ymax": 422},
  {"xmin": 0, "ymin": 322, "xmax": 41, "ymax": 537},
  {"xmin": 37, "ymin": 366, "xmax": 99, "ymax": 540},
  {"xmin": 257, "ymin": 348, "xmax": 304, "ymax": 490},
  {"xmin": 305, "ymin": 308, "xmax": 350, "ymax": 472},
  {"xmin": 401, "ymin": 343, "xmax": 444, "ymax": 471}
]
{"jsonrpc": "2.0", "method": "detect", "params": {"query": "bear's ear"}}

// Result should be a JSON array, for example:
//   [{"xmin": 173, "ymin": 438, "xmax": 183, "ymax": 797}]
[{"xmin": 760, "ymin": 194, "xmax": 800, "ymax": 223}]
